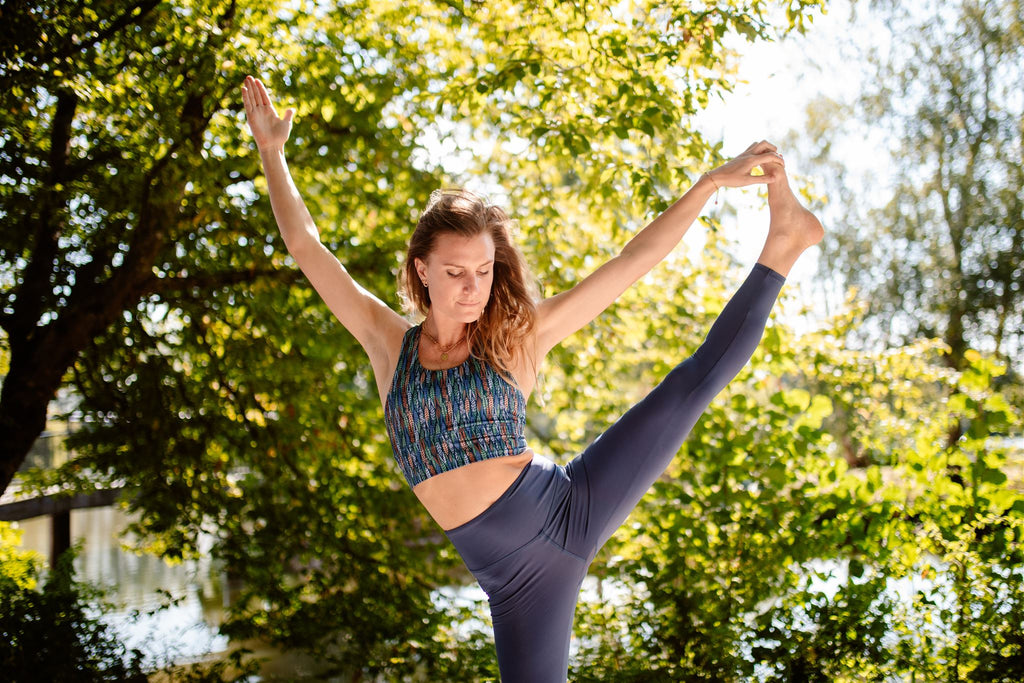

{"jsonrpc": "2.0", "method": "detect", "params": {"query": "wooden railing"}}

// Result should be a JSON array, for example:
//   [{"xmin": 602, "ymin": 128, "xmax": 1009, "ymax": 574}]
[{"xmin": 0, "ymin": 488, "xmax": 123, "ymax": 566}]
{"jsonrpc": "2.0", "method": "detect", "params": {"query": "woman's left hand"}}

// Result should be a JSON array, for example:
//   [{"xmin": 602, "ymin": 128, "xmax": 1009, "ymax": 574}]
[
  {"xmin": 242, "ymin": 75, "xmax": 294, "ymax": 153},
  {"xmin": 707, "ymin": 140, "xmax": 784, "ymax": 188}
]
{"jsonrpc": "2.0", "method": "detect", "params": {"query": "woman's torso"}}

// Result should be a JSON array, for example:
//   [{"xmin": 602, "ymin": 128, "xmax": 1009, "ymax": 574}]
[{"xmin": 372, "ymin": 322, "xmax": 539, "ymax": 531}]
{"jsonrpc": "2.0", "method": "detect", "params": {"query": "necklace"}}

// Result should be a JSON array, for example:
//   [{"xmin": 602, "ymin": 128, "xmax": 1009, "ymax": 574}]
[{"xmin": 421, "ymin": 325, "xmax": 466, "ymax": 362}]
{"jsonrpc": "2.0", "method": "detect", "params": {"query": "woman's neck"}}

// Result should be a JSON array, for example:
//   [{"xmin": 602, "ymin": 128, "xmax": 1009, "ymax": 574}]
[{"xmin": 423, "ymin": 314, "xmax": 467, "ymax": 348}]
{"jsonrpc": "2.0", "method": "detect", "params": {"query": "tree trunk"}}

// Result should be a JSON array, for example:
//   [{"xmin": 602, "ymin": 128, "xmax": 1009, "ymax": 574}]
[
  {"xmin": 0, "ymin": 367, "xmax": 54, "ymax": 495},
  {"xmin": 0, "ymin": 305, "xmax": 89, "ymax": 492}
]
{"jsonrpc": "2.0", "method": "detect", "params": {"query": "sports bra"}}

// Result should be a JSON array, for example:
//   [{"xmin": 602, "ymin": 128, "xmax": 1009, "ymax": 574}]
[{"xmin": 384, "ymin": 324, "xmax": 528, "ymax": 488}]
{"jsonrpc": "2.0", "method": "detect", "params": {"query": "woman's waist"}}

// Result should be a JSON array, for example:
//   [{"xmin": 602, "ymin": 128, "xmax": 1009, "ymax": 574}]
[
  {"xmin": 435, "ymin": 452, "xmax": 569, "ymax": 569},
  {"xmin": 414, "ymin": 449, "xmax": 537, "ymax": 530}
]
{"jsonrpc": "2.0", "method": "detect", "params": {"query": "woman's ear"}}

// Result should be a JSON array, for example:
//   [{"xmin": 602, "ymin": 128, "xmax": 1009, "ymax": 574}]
[{"xmin": 414, "ymin": 257, "xmax": 428, "ymax": 286}]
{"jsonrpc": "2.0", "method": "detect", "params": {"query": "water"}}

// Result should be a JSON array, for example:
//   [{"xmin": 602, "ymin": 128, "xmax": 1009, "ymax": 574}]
[
  {"xmin": 14, "ymin": 506, "xmax": 231, "ymax": 669},
  {"xmin": 11, "ymin": 506, "xmax": 486, "ymax": 680}
]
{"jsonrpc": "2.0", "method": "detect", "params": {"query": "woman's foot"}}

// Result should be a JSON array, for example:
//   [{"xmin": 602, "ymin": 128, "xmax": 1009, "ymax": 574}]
[{"xmin": 756, "ymin": 166, "xmax": 824, "ymax": 277}]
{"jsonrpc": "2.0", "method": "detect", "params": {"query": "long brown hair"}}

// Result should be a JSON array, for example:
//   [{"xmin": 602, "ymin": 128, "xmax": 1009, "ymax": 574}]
[{"xmin": 400, "ymin": 188, "xmax": 538, "ymax": 376}]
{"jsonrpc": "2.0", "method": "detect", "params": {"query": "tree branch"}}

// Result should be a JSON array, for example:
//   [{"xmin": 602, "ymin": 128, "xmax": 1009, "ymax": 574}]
[
  {"xmin": 140, "ymin": 267, "xmax": 304, "ymax": 298},
  {"xmin": 6, "ymin": 89, "xmax": 77, "ymax": 343},
  {"xmin": 54, "ymin": 0, "xmax": 163, "ymax": 62}
]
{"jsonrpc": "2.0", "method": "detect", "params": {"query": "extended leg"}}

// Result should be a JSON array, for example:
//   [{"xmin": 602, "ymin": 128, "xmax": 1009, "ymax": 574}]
[
  {"xmin": 566, "ymin": 262, "xmax": 785, "ymax": 556},
  {"xmin": 566, "ymin": 169, "xmax": 824, "ymax": 556},
  {"xmin": 485, "ymin": 266, "xmax": 783, "ymax": 679}
]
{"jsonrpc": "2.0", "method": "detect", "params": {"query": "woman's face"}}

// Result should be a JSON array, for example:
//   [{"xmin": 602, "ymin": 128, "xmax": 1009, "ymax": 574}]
[{"xmin": 415, "ymin": 231, "xmax": 495, "ymax": 324}]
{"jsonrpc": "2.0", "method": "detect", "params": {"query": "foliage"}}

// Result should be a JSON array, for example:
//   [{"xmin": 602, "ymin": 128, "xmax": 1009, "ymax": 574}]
[
  {"xmin": 154, "ymin": 648, "xmax": 262, "ymax": 683},
  {"xmin": 0, "ymin": 528, "xmax": 260, "ymax": 681},
  {"xmin": 0, "ymin": 538, "xmax": 148, "ymax": 682},
  {"xmin": 561, "ymin": 298, "xmax": 1024, "ymax": 681},
  {"xmin": 0, "ymin": 522, "xmax": 41, "ymax": 592},
  {"xmin": 783, "ymin": 1, "xmax": 1024, "ymax": 667}
]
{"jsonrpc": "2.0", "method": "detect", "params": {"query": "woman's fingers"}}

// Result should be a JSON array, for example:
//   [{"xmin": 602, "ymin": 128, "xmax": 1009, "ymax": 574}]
[
  {"xmin": 748, "ymin": 151, "xmax": 784, "ymax": 169},
  {"xmin": 255, "ymin": 77, "xmax": 273, "ymax": 107},
  {"xmin": 705, "ymin": 143, "xmax": 786, "ymax": 188},
  {"xmin": 751, "ymin": 159, "xmax": 786, "ymax": 185},
  {"xmin": 242, "ymin": 76, "xmax": 260, "ymax": 112},
  {"xmin": 240, "ymin": 76, "xmax": 294, "ymax": 150},
  {"xmin": 719, "ymin": 157, "xmax": 785, "ymax": 187},
  {"xmin": 242, "ymin": 76, "xmax": 286, "ymax": 126},
  {"xmin": 241, "ymin": 76, "xmax": 273, "ymax": 110},
  {"xmin": 742, "ymin": 139, "xmax": 777, "ymax": 155},
  {"xmin": 747, "ymin": 140, "xmax": 778, "ymax": 155},
  {"xmin": 727, "ymin": 152, "xmax": 784, "ymax": 181}
]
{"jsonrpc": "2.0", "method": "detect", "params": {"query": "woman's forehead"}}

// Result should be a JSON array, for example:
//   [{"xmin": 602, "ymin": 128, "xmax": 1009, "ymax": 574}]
[{"xmin": 429, "ymin": 232, "xmax": 495, "ymax": 265}]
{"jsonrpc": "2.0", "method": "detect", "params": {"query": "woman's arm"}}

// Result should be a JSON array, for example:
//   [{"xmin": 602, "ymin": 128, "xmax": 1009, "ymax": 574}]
[
  {"xmin": 242, "ymin": 76, "xmax": 406, "ymax": 364},
  {"xmin": 534, "ymin": 140, "xmax": 784, "ymax": 356}
]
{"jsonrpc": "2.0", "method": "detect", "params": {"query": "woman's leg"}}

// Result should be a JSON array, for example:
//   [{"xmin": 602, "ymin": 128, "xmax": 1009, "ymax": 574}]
[
  {"xmin": 444, "ymin": 457, "xmax": 588, "ymax": 683},
  {"xmin": 479, "ymin": 262, "xmax": 784, "ymax": 681},
  {"xmin": 564, "ymin": 174, "xmax": 823, "ymax": 557},
  {"xmin": 485, "ymin": 536, "xmax": 588, "ymax": 683},
  {"xmin": 564, "ymin": 262, "xmax": 784, "ymax": 556}
]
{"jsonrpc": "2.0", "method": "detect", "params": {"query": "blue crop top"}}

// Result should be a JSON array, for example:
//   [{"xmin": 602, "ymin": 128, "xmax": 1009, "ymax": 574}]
[{"xmin": 383, "ymin": 325, "xmax": 528, "ymax": 488}]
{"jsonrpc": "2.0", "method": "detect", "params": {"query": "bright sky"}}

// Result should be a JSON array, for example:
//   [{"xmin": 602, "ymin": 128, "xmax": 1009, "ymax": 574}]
[{"xmin": 701, "ymin": 1, "xmax": 864, "ymax": 147}]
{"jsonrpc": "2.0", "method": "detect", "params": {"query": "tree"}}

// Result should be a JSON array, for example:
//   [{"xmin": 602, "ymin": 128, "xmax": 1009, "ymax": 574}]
[
  {"xmin": 802, "ymin": 0, "xmax": 1024, "ymax": 373},
  {"xmin": 1, "ymin": 0, "xmax": 828, "ymax": 675}
]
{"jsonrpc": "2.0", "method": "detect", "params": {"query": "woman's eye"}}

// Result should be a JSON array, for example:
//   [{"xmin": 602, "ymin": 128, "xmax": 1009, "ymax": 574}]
[
  {"xmin": 447, "ymin": 271, "xmax": 462, "ymax": 277},
  {"xmin": 478, "ymin": 271, "xmax": 490, "ymax": 277}
]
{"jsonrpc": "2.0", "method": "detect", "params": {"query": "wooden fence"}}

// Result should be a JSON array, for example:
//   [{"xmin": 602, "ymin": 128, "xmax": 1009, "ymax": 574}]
[{"xmin": 0, "ymin": 488, "xmax": 123, "ymax": 566}]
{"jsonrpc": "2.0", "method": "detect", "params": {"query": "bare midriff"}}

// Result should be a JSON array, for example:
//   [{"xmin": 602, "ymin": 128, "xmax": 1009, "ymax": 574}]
[{"xmin": 412, "ymin": 448, "xmax": 535, "ymax": 530}]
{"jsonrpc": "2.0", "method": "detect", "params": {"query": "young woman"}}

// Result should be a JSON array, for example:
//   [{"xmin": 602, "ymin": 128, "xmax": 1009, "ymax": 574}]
[{"xmin": 242, "ymin": 75, "xmax": 823, "ymax": 682}]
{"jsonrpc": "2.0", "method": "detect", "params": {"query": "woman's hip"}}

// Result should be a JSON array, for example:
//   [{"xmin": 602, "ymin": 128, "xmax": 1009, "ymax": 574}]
[{"xmin": 443, "ymin": 453, "xmax": 569, "ymax": 572}]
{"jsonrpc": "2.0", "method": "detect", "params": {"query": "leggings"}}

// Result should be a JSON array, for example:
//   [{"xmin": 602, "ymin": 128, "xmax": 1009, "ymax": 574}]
[{"xmin": 444, "ymin": 263, "xmax": 786, "ymax": 682}]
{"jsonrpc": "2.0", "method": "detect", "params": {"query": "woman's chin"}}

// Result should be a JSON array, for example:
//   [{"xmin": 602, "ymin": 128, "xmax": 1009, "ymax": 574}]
[
  {"xmin": 455, "ymin": 304, "xmax": 485, "ymax": 322},
  {"xmin": 432, "ymin": 301, "xmax": 487, "ymax": 324}
]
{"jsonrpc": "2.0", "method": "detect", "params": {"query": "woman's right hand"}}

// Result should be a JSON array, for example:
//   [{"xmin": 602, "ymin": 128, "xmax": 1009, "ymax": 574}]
[
  {"xmin": 241, "ymin": 75, "xmax": 294, "ymax": 152},
  {"xmin": 706, "ymin": 140, "xmax": 785, "ymax": 188}
]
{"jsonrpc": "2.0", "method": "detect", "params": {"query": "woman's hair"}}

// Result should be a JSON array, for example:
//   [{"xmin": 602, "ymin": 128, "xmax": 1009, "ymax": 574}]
[{"xmin": 401, "ymin": 188, "xmax": 538, "ymax": 376}]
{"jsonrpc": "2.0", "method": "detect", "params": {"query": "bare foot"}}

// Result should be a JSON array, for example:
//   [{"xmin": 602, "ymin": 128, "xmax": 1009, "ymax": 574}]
[{"xmin": 757, "ymin": 167, "xmax": 824, "ymax": 276}]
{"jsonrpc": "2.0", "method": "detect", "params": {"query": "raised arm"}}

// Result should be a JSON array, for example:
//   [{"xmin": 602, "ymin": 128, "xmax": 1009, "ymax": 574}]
[
  {"xmin": 241, "ymin": 77, "xmax": 406, "ymax": 378},
  {"xmin": 534, "ymin": 141, "xmax": 784, "ymax": 356}
]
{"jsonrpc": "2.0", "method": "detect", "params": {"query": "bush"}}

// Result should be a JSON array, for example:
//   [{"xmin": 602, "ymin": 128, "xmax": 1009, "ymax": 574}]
[{"xmin": 0, "ymin": 524, "xmax": 147, "ymax": 682}]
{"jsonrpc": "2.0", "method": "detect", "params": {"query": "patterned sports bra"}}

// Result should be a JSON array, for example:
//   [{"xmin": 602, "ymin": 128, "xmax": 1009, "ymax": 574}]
[{"xmin": 384, "ymin": 325, "xmax": 528, "ymax": 487}]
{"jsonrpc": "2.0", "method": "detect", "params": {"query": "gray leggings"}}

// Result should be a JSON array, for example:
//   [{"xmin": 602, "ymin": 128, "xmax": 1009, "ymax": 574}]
[{"xmin": 444, "ymin": 264, "xmax": 786, "ymax": 682}]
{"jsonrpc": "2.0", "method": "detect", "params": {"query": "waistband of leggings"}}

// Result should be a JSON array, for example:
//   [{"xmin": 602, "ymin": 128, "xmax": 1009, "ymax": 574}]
[{"xmin": 444, "ymin": 454, "xmax": 560, "ymax": 566}]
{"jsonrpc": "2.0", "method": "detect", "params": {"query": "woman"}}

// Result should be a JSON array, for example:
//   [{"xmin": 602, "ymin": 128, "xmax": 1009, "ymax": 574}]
[{"xmin": 241, "ymin": 75, "xmax": 822, "ymax": 682}]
